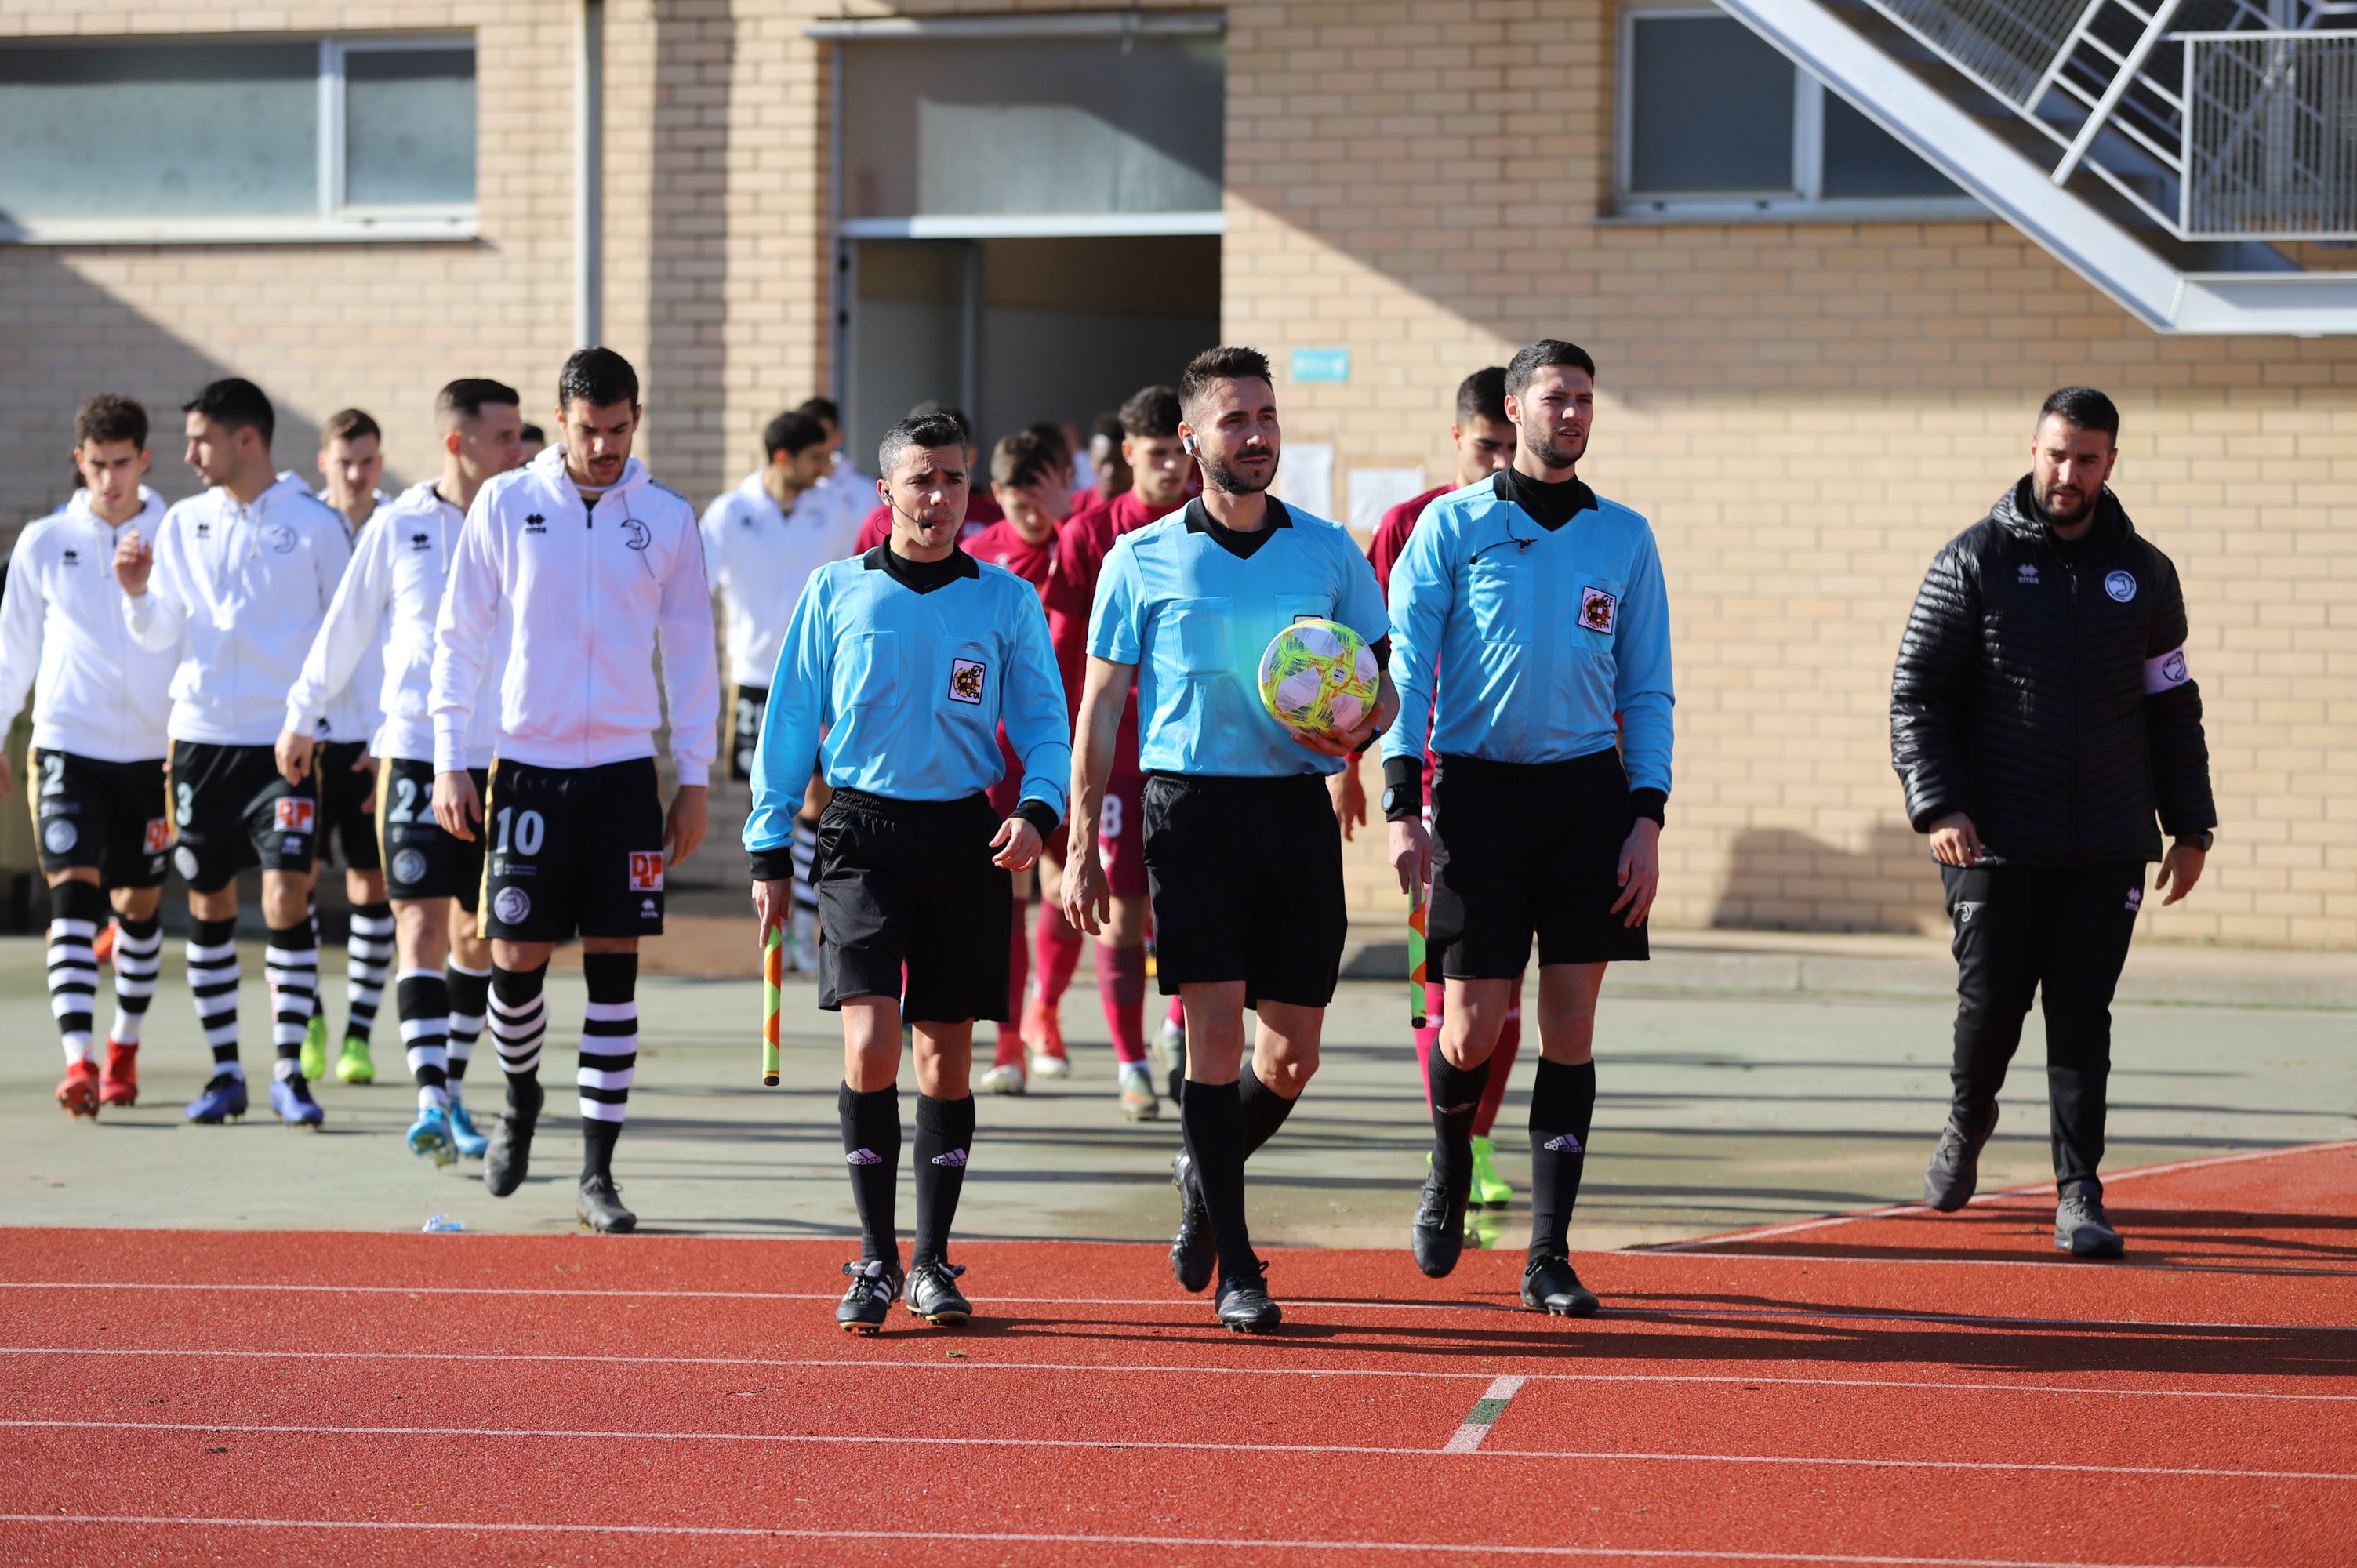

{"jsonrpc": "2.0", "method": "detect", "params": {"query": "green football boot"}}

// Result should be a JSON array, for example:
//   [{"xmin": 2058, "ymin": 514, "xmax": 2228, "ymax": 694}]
[
  {"xmin": 297, "ymin": 1014, "xmax": 329, "ymax": 1083},
  {"xmin": 1470, "ymin": 1135, "xmax": 1513, "ymax": 1208},
  {"xmin": 335, "ymin": 1034, "xmax": 375, "ymax": 1084}
]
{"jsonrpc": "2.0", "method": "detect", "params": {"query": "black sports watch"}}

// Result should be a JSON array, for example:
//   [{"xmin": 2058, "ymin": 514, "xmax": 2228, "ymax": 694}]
[{"xmin": 2176, "ymin": 828, "xmax": 2215, "ymax": 853}]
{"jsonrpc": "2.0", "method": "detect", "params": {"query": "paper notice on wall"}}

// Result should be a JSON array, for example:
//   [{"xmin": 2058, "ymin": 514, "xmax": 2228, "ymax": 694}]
[
  {"xmin": 1273, "ymin": 441, "xmax": 1334, "ymax": 523},
  {"xmin": 1347, "ymin": 467, "xmax": 1427, "ymax": 536}
]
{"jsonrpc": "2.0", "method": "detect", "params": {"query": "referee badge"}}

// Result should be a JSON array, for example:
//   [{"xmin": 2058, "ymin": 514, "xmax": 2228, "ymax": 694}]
[
  {"xmin": 949, "ymin": 658, "xmax": 987, "ymax": 705},
  {"xmin": 1578, "ymin": 585, "xmax": 1618, "ymax": 635}
]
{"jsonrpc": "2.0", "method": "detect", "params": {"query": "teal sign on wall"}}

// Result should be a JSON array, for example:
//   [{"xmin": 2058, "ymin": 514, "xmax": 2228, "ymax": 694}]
[{"xmin": 1291, "ymin": 347, "xmax": 1351, "ymax": 383}]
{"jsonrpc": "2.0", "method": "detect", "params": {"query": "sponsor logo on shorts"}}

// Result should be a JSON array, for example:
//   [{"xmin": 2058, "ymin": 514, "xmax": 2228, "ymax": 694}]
[
  {"xmin": 628, "ymin": 851, "xmax": 665, "ymax": 891},
  {"xmin": 2125, "ymin": 887, "xmax": 2143, "ymax": 912},
  {"xmin": 143, "ymin": 818, "xmax": 171, "ymax": 855},
  {"xmin": 1542, "ymin": 1133, "xmax": 1583, "ymax": 1153},
  {"xmin": 41, "ymin": 818, "xmax": 78, "ymax": 855},
  {"xmin": 1578, "ymin": 586, "xmax": 1618, "ymax": 635},
  {"xmin": 2105, "ymin": 569, "xmax": 2137, "ymax": 602},
  {"xmin": 173, "ymin": 845, "xmax": 200, "ymax": 880},
  {"xmin": 640, "ymin": 898, "xmax": 659, "ymax": 918},
  {"xmin": 392, "ymin": 848, "xmax": 430, "ymax": 886},
  {"xmin": 948, "ymin": 657, "xmax": 987, "ymax": 705},
  {"xmin": 930, "ymin": 1149, "xmax": 968, "ymax": 1168},
  {"xmin": 274, "ymin": 797, "xmax": 316, "ymax": 834},
  {"xmin": 845, "ymin": 1148, "xmax": 883, "ymax": 1167},
  {"xmin": 492, "ymin": 886, "xmax": 532, "ymax": 926},
  {"xmin": 262, "ymin": 524, "xmax": 296, "ymax": 554}
]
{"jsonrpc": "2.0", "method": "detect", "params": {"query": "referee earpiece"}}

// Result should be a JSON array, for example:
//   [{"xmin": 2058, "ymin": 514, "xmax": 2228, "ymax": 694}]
[{"xmin": 1182, "ymin": 435, "xmax": 1196, "ymax": 454}]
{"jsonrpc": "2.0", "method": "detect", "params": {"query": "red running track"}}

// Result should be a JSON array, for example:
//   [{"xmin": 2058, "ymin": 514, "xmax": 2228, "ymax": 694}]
[{"xmin": 0, "ymin": 1140, "xmax": 2350, "ymax": 1566}]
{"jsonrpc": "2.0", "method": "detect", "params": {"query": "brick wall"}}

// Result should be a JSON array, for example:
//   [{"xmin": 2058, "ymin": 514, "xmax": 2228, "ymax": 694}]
[{"xmin": 1229, "ymin": 0, "xmax": 2357, "ymax": 949}]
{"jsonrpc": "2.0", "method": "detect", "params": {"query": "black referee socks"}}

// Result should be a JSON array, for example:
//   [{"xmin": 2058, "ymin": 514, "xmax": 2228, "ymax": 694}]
[
  {"xmin": 1238, "ymin": 1066, "xmax": 1297, "ymax": 1159},
  {"xmin": 1182, "ymin": 1079, "xmax": 1257, "ymax": 1283},
  {"xmin": 1528, "ymin": 1058, "xmax": 1597, "ymax": 1258},
  {"xmin": 839, "ymin": 1083, "xmax": 902, "ymax": 1264},
  {"xmin": 911, "ymin": 1093, "xmax": 975, "ymax": 1269},
  {"xmin": 1428, "ymin": 1053, "xmax": 1492, "ymax": 1196}
]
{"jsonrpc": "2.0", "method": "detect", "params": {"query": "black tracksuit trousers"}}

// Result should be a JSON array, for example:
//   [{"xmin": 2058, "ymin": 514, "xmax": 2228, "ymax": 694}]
[{"xmin": 1941, "ymin": 861, "xmax": 2147, "ymax": 1197}]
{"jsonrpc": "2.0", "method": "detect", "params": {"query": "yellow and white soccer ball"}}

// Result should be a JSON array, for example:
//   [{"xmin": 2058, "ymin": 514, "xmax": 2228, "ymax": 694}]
[{"xmin": 1258, "ymin": 618, "xmax": 1380, "ymax": 739}]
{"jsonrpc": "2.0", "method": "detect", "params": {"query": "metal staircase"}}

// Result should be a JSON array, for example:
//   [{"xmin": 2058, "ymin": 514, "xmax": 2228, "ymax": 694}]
[{"xmin": 1716, "ymin": 0, "xmax": 2357, "ymax": 331}]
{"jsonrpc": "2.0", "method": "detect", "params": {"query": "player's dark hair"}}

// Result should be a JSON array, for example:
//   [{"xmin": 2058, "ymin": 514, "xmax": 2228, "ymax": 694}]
[
  {"xmin": 438, "ymin": 379, "xmax": 521, "ymax": 423},
  {"xmin": 182, "ymin": 378, "xmax": 275, "ymax": 448},
  {"xmin": 520, "ymin": 423, "xmax": 546, "ymax": 445},
  {"xmin": 1178, "ymin": 348, "xmax": 1273, "ymax": 421},
  {"xmin": 762, "ymin": 410, "xmax": 829, "ymax": 462},
  {"xmin": 1091, "ymin": 409, "xmax": 1123, "ymax": 444},
  {"xmin": 877, "ymin": 413, "xmax": 970, "ymax": 483},
  {"xmin": 323, "ymin": 408, "xmax": 380, "ymax": 447},
  {"xmin": 1455, "ymin": 367, "xmax": 1509, "ymax": 426},
  {"xmin": 1024, "ymin": 420, "xmax": 1073, "ymax": 458},
  {"xmin": 796, "ymin": 396, "xmax": 841, "ymax": 428},
  {"xmin": 1118, "ymin": 384, "xmax": 1182, "ymax": 440},
  {"xmin": 1503, "ymin": 340, "xmax": 1597, "ymax": 399},
  {"xmin": 906, "ymin": 401, "xmax": 973, "ymax": 447},
  {"xmin": 558, "ymin": 347, "xmax": 640, "ymax": 411},
  {"xmin": 74, "ymin": 394, "xmax": 147, "ymax": 452},
  {"xmin": 2039, "ymin": 386, "xmax": 2119, "ymax": 441},
  {"xmin": 993, "ymin": 428, "xmax": 1062, "ymax": 491}
]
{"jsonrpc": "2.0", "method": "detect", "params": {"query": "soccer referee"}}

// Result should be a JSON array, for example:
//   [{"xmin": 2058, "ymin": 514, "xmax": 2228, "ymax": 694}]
[
  {"xmin": 1892, "ymin": 387, "xmax": 2215, "ymax": 1259},
  {"xmin": 749, "ymin": 412, "xmax": 1070, "ymax": 1334},
  {"xmin": 1383, "ymin": 339, "xmax": 1674, "ymax": 1312},
  {"xmin": 1066, "ymin": 346, "xmax": 1396, "ymax": 1334}
]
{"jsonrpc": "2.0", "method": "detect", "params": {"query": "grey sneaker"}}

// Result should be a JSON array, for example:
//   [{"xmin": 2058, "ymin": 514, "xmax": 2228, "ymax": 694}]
[
  {"xmin": 1923, "ymin": 1106, "xmax": 1998, "ymax": 1212},
  {"xmin": 2055, "ymin": 1190, "xmax": 2125, "ymax": 1258}
]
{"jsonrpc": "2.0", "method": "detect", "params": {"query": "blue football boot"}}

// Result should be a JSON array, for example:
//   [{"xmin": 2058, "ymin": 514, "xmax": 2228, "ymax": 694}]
[
  {"xmin": 186, "ymin": 1072, "xmax": 249, "ymax": 1124},
  {"xmin": 270, "ymin": 1073, "xmax": 325, "ymax": 1128},
  {"xmin": 407, "ymin": 1105, "xmax": 457, "ymax": 1167},
  {"xmin": 447, "ymin": 1095, "xmax": 489, "ymax": 1159}
]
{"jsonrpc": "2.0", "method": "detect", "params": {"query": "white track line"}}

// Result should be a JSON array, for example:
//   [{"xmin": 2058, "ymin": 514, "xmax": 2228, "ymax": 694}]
[
  {"xmin": 3, "ymin": 1419, "xmax": 2346, "ymax": 1482},
  {"xmin": 1649, "ymin": 1138, "xmax": 2357, "ymax": 1251},
  {"xmin": 0, "ymin": 1514, "xmax": 2262, "ymax": 1568},
  {"xmin": 2, "ymin": 1280, "xmax": 2345, "ymax": 1335},
  {"xmin": 2, "ymin": 1345, "xmax": 2345, "ymax": 1402}
]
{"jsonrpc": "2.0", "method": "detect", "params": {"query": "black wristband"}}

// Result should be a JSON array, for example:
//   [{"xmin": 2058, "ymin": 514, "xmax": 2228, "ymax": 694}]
[
  {"xmin": 1015, "ymin": 799, "xmax": 1062, "ymax": 841},
  {"xmin": 748, "ymin": 847, "xmax": 794, "ymax": 883},
  {"xmin": 1380, "ymin": 754, "xmax": 1425, "ymax": 822},
  {"xmin": 1629, "ymin": 787, "xmax": 1667, "ymax": 829}
]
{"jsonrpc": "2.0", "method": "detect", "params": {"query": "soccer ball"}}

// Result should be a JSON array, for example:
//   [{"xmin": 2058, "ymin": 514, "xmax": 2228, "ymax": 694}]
[{"xmin": 1258, "ymin": 618, "xmax": 1380, "ymax": 739}]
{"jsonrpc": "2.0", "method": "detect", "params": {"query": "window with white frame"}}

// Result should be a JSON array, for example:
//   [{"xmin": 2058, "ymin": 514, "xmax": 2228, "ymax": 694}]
[
  {"xmin": 0, "ymin": 36, "xmax": 475, "ymax": 242},
  {"xmin": 1617, "ymin": 6, "xmax": 1979, "ymax": 219}
]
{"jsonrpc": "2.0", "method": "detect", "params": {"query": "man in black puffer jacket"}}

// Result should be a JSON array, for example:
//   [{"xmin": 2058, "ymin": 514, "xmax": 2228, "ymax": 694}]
[{"xmin": 1891, "ymin": 387, "xmax": 2216, "ymax": 1259}]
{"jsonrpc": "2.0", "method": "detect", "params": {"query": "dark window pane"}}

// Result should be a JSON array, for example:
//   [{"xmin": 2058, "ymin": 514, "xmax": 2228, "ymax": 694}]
[
  {"xmin": 1820, "ymin": 90, "xmax": 1962, "ymax": 197},
  {"xmin": 1628, "ymin": 16, "xmax": 1796, "ymax": 194}
]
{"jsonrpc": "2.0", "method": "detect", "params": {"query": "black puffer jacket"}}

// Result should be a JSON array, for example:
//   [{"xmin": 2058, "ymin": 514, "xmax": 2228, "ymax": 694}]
[{"xmin": 1891, "ymin": 478, "xmax": 2215, "ymax": 866}]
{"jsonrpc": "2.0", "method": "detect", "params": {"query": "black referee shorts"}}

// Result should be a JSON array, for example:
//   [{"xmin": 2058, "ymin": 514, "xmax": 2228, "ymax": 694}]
[
  {"xmin": 1428, "ymin": 749, "xmax": 1649, "ymax": 977},
  {"xmin": 1142, "ymin": 771, "xmax": 1346, "ymax": 1010},
  {"xmin": 812, "ymin": 789, "xmax": 1009, "ymax": 1024}
]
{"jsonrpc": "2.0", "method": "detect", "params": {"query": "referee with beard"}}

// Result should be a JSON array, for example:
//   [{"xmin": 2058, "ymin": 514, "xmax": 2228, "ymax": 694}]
[{"xmin": 1892, "ymin": 387, "xmax": 2216, "ymax": 1259}]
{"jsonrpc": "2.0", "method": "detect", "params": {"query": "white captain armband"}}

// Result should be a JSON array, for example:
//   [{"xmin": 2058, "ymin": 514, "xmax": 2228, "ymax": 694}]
[{"xmin": 2144, "ymin": 645, "xmax": 2191, "ymax": 695}]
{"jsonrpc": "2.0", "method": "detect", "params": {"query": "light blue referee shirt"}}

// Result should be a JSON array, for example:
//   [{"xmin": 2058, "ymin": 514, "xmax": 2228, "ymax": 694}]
[
  {"xmin": 744, "ymin": 546, "xmax": 1071, "ymax": 859},
  {"xmin": 1380, "ymin": 474, "xmax": 1675, "ymax": 795},
  {"xmin": 1088, "ymin": 499, "xmax": 1389, "ymax": 779}
]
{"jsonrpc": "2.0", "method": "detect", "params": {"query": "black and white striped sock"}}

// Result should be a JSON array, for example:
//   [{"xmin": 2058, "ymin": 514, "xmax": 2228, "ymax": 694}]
[
  {"xmin": 45, "ymin": 881, "xmax": 106, "ymax": 1066},
  {"xmin": 578, "ymin": 952, "xmax": 638, "ymax": 1180},
  {"xmin": 264, "ymin": 920, "xmax": 319, "ymax": 1080},
  {"xmin": 445, "ymin": 962, "xmax": 491, "ymax": 1094},
  {"xmin": 186, "ymin": 916, "xmax": 242, "ymax": 1074},
  {"xmin": 395, "ymin": 967, "xmax": 450, "ymax": 1111},
  {"xmin": 488, "ymin": 962, "xmax": 548, "ymax": 1115},
  {"xmin": 343, "ymin": 902, "xmax": 394, "ymax": 1043},
  {"xmin": 108, "ymin": 915, "xmax": 162, "ymax": 1047}
]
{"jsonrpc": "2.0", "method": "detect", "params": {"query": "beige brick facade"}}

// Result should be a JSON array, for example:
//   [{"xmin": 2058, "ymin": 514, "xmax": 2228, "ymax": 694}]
[{"xmin": 4, "ymin": 0, "xmax": 2350, "ymax": 947}]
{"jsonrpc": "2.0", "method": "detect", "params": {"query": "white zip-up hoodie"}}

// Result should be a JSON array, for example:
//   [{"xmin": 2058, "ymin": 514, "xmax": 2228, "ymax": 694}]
[
  {"xmin": 122, "ymin": 472, "xmax": 351, "ymax": 747},
  {"xmin": 286, "ymin": 479, "xmax": 506, "ymax": 768},
  {"xmin": 310, "ymin": 481, "xmax": 391, "ymax": 746},
  {"xmin": 0, "ymin": 487, "xmax": 178, "ymax": 762},
  {"xmin": 699, "ymin": 469, "xmax": 863, "ymax": 687},
  {"xmin": 431, "ymin": 444, "xmax": 719, "ymax": 785}
]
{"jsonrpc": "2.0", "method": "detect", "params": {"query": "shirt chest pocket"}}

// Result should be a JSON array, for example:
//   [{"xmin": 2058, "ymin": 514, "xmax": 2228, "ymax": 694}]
[
  {"xmin": 1466, "ymin": 550, "xmax": 1536, "ymax": 644},
  {"xmin": 1164, "ymin": 597, "xmax": 1232, "ymax": 676},
  {"xmin": 838, "ymin": 631, "xmax": 902, "ymax": 716}
]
